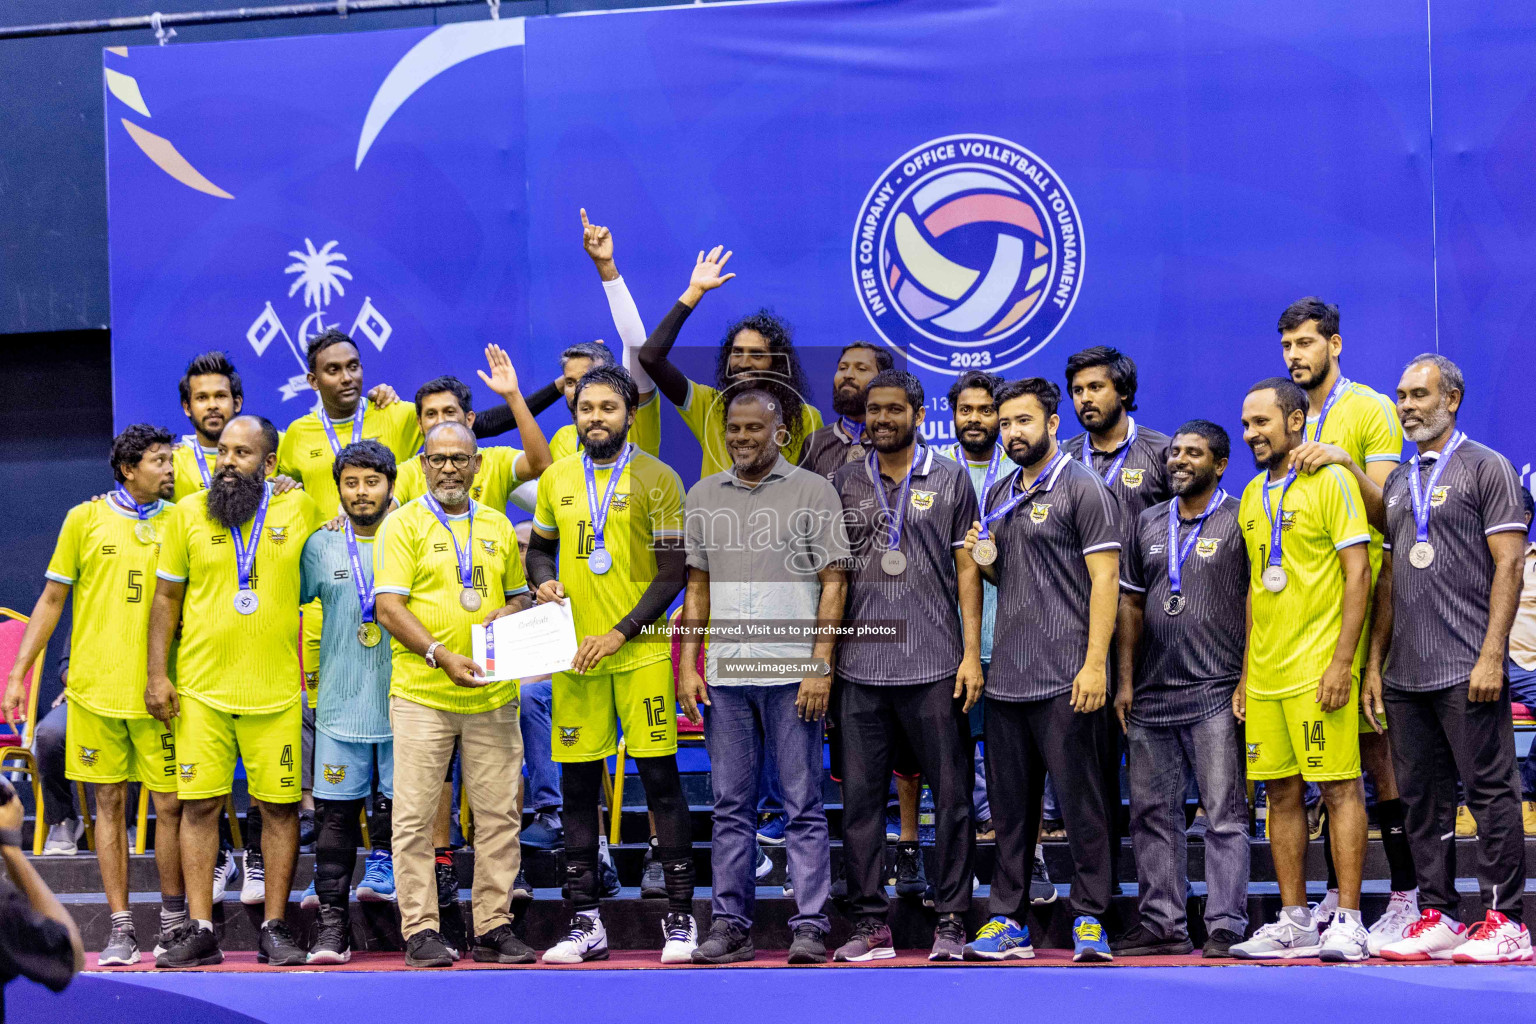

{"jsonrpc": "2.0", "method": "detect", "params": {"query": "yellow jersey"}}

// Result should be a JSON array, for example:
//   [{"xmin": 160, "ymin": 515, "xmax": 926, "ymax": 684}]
[
  {"xmin": 374, "ymin": 498, "xmax": 529, "ymax": 714},
  {"xmin": 172, "ymin": 438, "xmax": 219, "ymax": 503},
  {"xmin": 533, "ymin": 447, "xmax": 684, "ymax": 675},
  {"xmin": 1306, "ymin": 378, "xmax": 1403, "ymax": 469},
  {"xmin": 44, "ymin": 498, "xmax": 173, "ymax": 718},
  {"xmin": 1238, "ymin": 464, "xmax": 1370, "ymax": 699},
  {"xmin": 678, "ymin": 381, "xmax": 822, "ymax": 477},
  {"xmin": 548, "ymin": 392, "xmax": 663, "ymax": 463},
  {"xmin": 394, "ymin": 446, "xmax": 527, "ymax": 513},
  {"xmin": 277, "ymin": 401, "xmax": 424, "ymax": 515},
  {"xmin": 156, "ymin": 487, "xmax": 324, "ymax": 714}
]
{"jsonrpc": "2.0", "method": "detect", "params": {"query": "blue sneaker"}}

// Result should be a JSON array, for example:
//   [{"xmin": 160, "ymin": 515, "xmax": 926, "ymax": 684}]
[
  {"xmin": 299, "ymin": 879, "xmax": 319, "ymax": 910},
  {"xmin": 356, "ymin": 849, "xmax": 397, "ymax": 903},
  {"xmin": 521, "ymin": 811, "xmax": 564, "ymax": 851},
  {"xmin": 1072, "ymin": 915, "xmax": 1113, "ymax": 962},
  {"xmin": 755, "ymin": 813, "xmax": 787, "ymax": 846},
  {"xmin": 963, "ymin": 916, "xmax": 1034, "ymax": 961}
]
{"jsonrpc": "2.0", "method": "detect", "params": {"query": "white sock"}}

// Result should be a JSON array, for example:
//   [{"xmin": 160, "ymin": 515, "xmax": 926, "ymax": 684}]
[
  {"xmin": 1335, "ymin": 907, "xmax": 1363, "ymax": 925},
  {"xmin": 196, "ymin": 919, "xmax": 214, "ymax": 932}
]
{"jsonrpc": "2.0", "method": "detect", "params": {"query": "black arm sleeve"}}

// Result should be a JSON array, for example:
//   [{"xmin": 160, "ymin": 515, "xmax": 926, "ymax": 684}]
[
  {"xmin": 614, "ymin": 544, "xmax": 687, "ymax": 641},
  {"xmin": 472, "ymin": 403, "xmax": 514, "ymax": 439},
  {"xmin": 524, "ymin": 380, "xmax": 563, "ymax": 417},
  {"xmin": 526, "ymin": 530, "xmax": 559, "ymax": 589},
  {"xmin": 637, "ymin": 301, "xmax": 695, "ymax": 408}
]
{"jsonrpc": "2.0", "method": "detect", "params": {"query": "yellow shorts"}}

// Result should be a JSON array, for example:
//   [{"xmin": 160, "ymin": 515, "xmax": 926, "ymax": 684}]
[
  {"xmin": 64, "ymin": 703, "xmax": 177, "ymax": 792},
  {"xmin": 551, "ymin": 659, "xmax": 676, "ymax": 763},
  {"xmin": 174, "ymin": 695, "xmax": 302, "ymax": 803},
  {"xmin": 1246, "ymin": 688, "xmax": 1361, "ymax": 782}
]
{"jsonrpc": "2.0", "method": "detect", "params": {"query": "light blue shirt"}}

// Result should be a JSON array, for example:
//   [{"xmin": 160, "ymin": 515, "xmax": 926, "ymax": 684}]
[
  {"xmin": 940, "ymin": 444, "xmax": 999, "ymax": 664},
  {"xmin": 301, "ymin": 529, "xmax": 393, "ymax": 742}
]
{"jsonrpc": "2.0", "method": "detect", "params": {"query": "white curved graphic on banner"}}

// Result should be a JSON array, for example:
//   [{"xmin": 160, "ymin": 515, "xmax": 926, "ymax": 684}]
[{"xmin": 355, "ymin": 18, "xmax": 525, "ymax": 170}]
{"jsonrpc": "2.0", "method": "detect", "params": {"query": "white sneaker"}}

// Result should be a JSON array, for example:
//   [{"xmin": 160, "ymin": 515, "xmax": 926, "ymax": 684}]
[
  {"xmin": 42, "ymin": 818, "xmax": 84, "ymax": 856},
  {"xmin": 1380, "ymin": 908, "xmax": 1465, "ymax": 961},
  {"xmin": 1230, "ymin": 913, "xmax": 1321, "ymax": 959},
  {"xmin": 660, "ymin": 912, "xmax": 698, "ymax": 964},
  {"xmin": 212, "ymin": 846, "xmax": 240, "ymax": 902},
  {"xmin": 240, "ymin": 850, "xmax": 266, "ymax": 905},
  {"xmin": 1366, "ymin": 890, "xmax": 1420, "ymax": 955},
  {"xmin": 543, "ymin": 911, "xmax": 608, "ymax": 964},
  {"xmin": 1309, "ymin": 888, "xmax": 1339, "ymax": 930},
  {"xmin": 1318, "ymin": 915, "xmax": 1370, "ymax": 962},
  {"xmin": 1451, "ymin": 911, "xmax": 1533, "ymax": 963}
]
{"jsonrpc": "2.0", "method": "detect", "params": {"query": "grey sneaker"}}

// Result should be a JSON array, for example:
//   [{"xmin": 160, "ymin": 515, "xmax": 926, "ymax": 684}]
[
  {"xmin": 640, "ymin": 847, "xmax": 667, "ymax": 898},
  {"xmin": 929, "ymin": 915, "xmax": 966, "ymax": 961},
  {"xmin": 1230, "ymin": 914, "xmax": 1322, "ymax": 959},
  {"xmin": 834, "ymin": 919, "xmax": 895, "ymax": 962},
  {"xmin": 42, "ymin": 817, "xmax": 84, "ymax": 856},
  {"xmin": 99, "ymin": 922, "xmax": 140, "ymax": 966},
  {"xmin": 787, "ymin": 924, "xmax": 827, "ymax": 964}
]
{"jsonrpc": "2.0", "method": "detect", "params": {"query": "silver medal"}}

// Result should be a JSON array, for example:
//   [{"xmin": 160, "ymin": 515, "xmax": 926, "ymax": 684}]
[
  {"xmin": 1408, "ymin": 541, "xmax": 1435, "ymax": 570},
  {"xmin": 880, "ymin": 549, "xmax": 908, "ymax": 576},
  {"xmin": 459, "ymin": 588, "xmax": 482, "ymax": 612},
  {"xmin": 234, "ymin": 589, "xmax": 259, "ymax": 615},
  {"xmin": 588, "ymin": 547, "xmax": 613, "ymax": 575},
  {"xmin": 1261, "ymin": 565, "xmax": 1288, "ymax": 593},
  {"xmin": 971, "ymin": 538, "xmax": 997, "ymax": 566},
  {"xmin": 1163, "ymin": 592, "xmax": 1186, "ymax": 617}
]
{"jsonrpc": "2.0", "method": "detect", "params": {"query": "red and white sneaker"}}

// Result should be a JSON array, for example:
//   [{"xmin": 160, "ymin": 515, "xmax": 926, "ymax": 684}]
[
  {"xmin": 1451, "ymin": 911, "xmax": 1532, "ymax": 964},
  {"xmin": 1379, "ymin": 909, "xmax": 1466, "ymax": 961}
]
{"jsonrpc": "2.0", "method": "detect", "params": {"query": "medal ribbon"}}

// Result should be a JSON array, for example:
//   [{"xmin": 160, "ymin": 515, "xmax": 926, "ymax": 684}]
[
  {"xmin": 110, "ymin": 486, "xmax": 158, "ymax": 520},
  {"xmin": 982, "ymin": 447, "xmax": 1070, "ymax": 533},
  {"xmin": 231, "ymin": 483, "xmax": 271, "ymax": 594},
  {"xmin": 1261, "ymin": 467, "xmax": 1299, "ymax": 572},
  {"xmin": 343, "ymin": 520, "xmax": 376, "ymax": 626},
  {"xmin": 867, "ymin": 444, "xmax": 924, "ymax": 554},
  {"xmin": 583, "ymin": 443, "xmax": 633, "ymax": 554},
  {"xmin": 839, "ymin": 417, "xmax": 865, "ymax": 441},
  {"xmin": 1306, "ymin": 377, "xmax": 1350, "ymax": 442},
  {"xmin": 184, "ymin": 436, "xmax": 214, "ymax": 489},
  {"xmin": 1082, "ymin": 417, "xmax": 1138, "ymax": 486},
  {"xmin": 1407, "ymin": 431, "xmax": 1467, "ymax": 548},
  {"xmin": 422, "ymin": 491, "xmax": 477, "ymax": 591},
  {"xmin": 1167, "ymin": 488, "xmax": 1228, "ymax": 596},
  {"xmin": 320, "ymin": 401, "xmax": 368, "ymax": 457}
]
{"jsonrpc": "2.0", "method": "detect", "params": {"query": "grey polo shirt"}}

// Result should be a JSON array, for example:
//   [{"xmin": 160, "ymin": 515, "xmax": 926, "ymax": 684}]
[
  {"xmin": 684, "ymin": 456, "xmax": 851, "ymax": 685},
  {"xmin": 1381, "ymin": 439, "xmax": 1529, "ymax": 692},
  {"xmin": 986, "ymin": 456, "xmax": 1122, "ymax": 701},
  {"xmin": 1120, "ymin": 494, "xmax": 1249, "ymax": 727},
  {"xmin": 800, "ymin": 420, "xmax": 873, "ymax": 484},
  {"xmin": 1062, "ymin": 420, "xmax": 1172, "ymax": 535},
  {"xmin": 833, "ymin": 446, "xmax": 978, "ymax": 687}
]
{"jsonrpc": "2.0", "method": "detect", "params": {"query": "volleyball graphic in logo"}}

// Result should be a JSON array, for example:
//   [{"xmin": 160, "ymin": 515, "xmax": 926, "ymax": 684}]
[{"xmin": 852, "ymin": 135, "xmax": 1084, "ymax": 376}]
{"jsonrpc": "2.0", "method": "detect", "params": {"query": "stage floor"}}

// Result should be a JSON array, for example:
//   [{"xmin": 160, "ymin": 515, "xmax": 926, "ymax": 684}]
[{"xmin": 15, "ymin": 951, "xmax": 1532, "ymax": 1023}]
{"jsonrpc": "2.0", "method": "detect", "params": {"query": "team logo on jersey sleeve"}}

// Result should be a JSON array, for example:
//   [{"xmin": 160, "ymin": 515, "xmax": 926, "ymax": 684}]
[
  {"xmin": 1430, "ymin": 486, "xmax": 1450, "ymax": 507},
  {"xmin": 78, "ymin": 746, "xmax": 100, "ymax": 767},
  {"xmin": 852, "ymin": 134, "xmax": 1084, "ymax": 376},
  {"xmin": 559, "ymin": 726, "xmax": 581, "ymax": 748},
  {"xmin": 323, "ymin": 764, "xmax": 347, "ymax": 785},
  {"xmin": 910, "ymin": 490, "xmax": 936, "ymax": 512},
  {"xmin": 1196, "ymin": 538, "xmax": 1221, "ymax": 558},
  {"xmin": 1120, "ymin": 468, "xmax": 1145, "ymax": 488},
  {"xmin": 1030, "ymin": 502, "xmax": 1051, "ymax": 524}
]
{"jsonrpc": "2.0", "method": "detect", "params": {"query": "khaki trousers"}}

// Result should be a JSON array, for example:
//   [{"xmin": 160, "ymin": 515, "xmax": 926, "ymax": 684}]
[{"xmin": 390, "ymin": 695, "xmax": 523, "ymax": 940}]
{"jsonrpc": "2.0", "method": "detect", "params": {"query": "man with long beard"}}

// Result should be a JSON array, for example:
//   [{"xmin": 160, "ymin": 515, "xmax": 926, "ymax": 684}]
[
  {"xmin": 640, "ymin": 245, "xmax": 823, "ymax": 476},
  {"xmin": 799, "ymin": 342, "xmax": 891, "ymax": 482},
  {"xmin": 147, "ymin": 415, "xmax": 324, "ymax": 968}
]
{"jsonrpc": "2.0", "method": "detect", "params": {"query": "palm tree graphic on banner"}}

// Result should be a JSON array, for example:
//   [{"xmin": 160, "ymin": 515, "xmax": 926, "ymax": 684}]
[{"xmin": 245, "ymin": 238, "xmax": 393, "ymax": 402}]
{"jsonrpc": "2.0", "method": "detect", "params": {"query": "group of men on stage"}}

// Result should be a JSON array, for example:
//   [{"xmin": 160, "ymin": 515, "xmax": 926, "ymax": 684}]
[{"xmin": 5, "ymin": 212, "xmax": 1533, "ymax": 969}]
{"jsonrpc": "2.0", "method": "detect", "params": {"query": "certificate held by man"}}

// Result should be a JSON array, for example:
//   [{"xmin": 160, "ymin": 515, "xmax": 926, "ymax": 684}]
[{"xmin": 473, "ymin": 600, "xmax": 579, "ymax": 682}]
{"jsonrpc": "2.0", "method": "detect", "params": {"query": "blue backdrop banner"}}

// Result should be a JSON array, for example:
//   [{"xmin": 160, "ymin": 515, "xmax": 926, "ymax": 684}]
[{"xmin": 106, "ymin": 0, "xmax": 1534, "ymax": 499}]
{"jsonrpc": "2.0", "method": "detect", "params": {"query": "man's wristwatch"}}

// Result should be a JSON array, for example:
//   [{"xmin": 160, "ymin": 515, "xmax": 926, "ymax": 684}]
[{"xmin": 425, "ymin": 641, "xmax": 444, "ymax": 669}]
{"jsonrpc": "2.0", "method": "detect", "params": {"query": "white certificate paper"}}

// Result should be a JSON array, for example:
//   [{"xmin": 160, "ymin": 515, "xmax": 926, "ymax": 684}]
[{"xmin": 472, "ymin": 601, "xmax": 579, "ymax": 682}]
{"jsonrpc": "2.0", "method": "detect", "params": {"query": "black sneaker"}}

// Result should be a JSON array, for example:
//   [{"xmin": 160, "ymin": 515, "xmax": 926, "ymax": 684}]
[
  {"xmin": 156, "ymin": 923, "xmax": 223, "ymax": 968},
  {"xmin": 640, "ymin": 847, "xmax": 666, "ymax": 899},
  {"xmin": 1030, "ymin": 847, "xmax": 1058, "ymax": 905},
  {"xmin": 1203, "ymin": 928, "xmax": 1243, "ymax": 958},
  {"xmin": 406, "ymin": 928, "xmax": 459, "ymax": 968},
  {"xmin": 894, "ymin": 841, "xmax": 927, "ymax": 897},
  {"xmin": 929, "ymin": 914, "xmax": 967, "ymax": 961},
  {"xmin": 1111, "ymin": 924, "xmax": 1194, "ymax": 956},
  {"xmin": 435, "ymin": 857, "xmax": 460, "ymax": 905},
  {"xmin": 692, "ymin": 920, "xmax": 754, "ymax": 964},
  {"xmin": 473, "ymin": 923, "xmax": 536, "ymax": 964},
  {"xmin": 512, "ymin": 866, "xmax": 533, "ymax": 902},
  {"xmin": 787, "ymin": 924, "xmax": 828, "ymax": 964},
  {"xmin": 436, "ymin": 857, "xmax": 468, "ymax": 951},
  {"xmin": 298, "ymin": 811, "xmax": 318, "ymax": 851},
  {"xmin": 308, "ymin": 904, "xmax": 351, "ymax": 965},
  {"xmin": 258, "ymin": 920, "xmax": 307, "ymax": 966}
]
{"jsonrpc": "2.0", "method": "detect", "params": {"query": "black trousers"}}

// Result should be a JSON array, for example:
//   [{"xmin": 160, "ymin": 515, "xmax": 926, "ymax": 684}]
[
  {"xmin": 1385, "ymin": 681, "xmax": 1526, "ymax": 921},
  {"xmin": 837, "ymin": 677, "xmax": 975, "ymax": 919},
  {"xmin": 986, "ymin": 692, "xmax": 1113, "ymax": 919}
]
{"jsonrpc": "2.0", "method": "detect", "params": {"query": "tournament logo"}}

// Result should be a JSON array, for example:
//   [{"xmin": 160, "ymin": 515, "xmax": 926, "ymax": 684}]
[
  {"xmin": 1430, "ymin": 485, "xmax": 1450, "ymax": 507},
  {"xmin": 559, "ymin": 726, "xmax": 581, "ymax": 748},
  {"xmin": 323, "ymin": 764, "xmax": 347, "ymax": 785},
  {"xmin": 1196, "ymin": 538, "xmax": 1221, "ymax": 558},
  {"xmin": 852, "ymin": 134, "xmax": 1084, "ymax": 376},
  {"xmin": 910, "ymin": 490, "xmax": 936, "ymax": 512},
  {"xmin": 1120, "ymin": 468, "xmax": 1145, "ymax": 488},
  {"xmin": 179, "ymin": 762, "xmax": 197, "ymax": 782},
  {"xmin": 78, "ymin": 746, "xmax": 100, "ymax": 767},
  {"xmin": 1030, "ymin": 502, "xmax": 1051, "ymax": 524}
]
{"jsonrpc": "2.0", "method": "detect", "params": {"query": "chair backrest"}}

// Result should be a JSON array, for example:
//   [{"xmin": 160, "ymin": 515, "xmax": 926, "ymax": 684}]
[{"xmin": 0, "ymin": 609, "xmax": 43, "ymax": 747}]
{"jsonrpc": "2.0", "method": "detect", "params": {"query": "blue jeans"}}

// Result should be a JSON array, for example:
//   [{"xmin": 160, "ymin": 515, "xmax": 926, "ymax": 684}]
[
  {"xmin": 703, "ymin": 683, "xmax": 829, "ymax": 933},
  {"xmin": 1127, "ymin": 712, "xmax": 1250, "ymax": 938},
  {"xmin": 519, "ymin": 678, "xmax": 561, "ymax": 812},
  {"xmin": 34, "ymin": 699, "xmax": 74, "ymax": 825},
  {"xmin": 1509, "ymin": 659, "xmax": 1536, "ymax": 799},
  {"xmin": 758, "ymin": 737, "xmax": 784, "ymax": 817}
]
